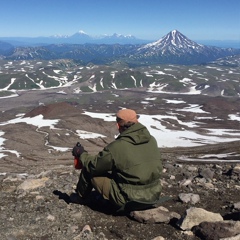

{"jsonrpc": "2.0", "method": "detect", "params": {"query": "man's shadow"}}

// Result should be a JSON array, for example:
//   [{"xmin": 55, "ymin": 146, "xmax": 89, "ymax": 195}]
[
  {"xmin": 53, "ymin": 190, "xmax": 120, "ymax": 215},
  {"xmin": 53, "ymin": 190, "xmax": 72, "ymax": 204}
]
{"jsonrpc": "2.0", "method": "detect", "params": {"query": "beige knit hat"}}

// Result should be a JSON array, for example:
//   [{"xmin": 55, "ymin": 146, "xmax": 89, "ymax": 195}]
[{"xmin": 116, "ymin": 109, "xmax": 138, "ymax": 123}]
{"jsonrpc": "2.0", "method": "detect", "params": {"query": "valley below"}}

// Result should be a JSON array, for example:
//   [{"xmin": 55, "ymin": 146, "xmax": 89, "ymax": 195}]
[{"xmin": 1, "ymin": 86, "xmax": 240, "ymax": 172}]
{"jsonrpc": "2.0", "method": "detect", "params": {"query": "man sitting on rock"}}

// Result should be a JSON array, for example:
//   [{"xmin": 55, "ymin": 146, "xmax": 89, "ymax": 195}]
[{"xmin": 71, "ymin": 108, "xmax": 162, "ymax": 212}]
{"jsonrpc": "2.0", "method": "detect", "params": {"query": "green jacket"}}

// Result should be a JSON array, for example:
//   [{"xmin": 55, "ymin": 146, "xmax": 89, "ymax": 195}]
[{"xmin": 80, "ymin": 122, "xmax": 162, "ymax": 208}]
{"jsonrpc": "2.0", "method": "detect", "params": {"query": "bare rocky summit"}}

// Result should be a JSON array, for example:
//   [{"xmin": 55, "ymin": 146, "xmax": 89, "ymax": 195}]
[{"xmin": 0, "ymin": 90, "xmax": 240, "ymax": 239}]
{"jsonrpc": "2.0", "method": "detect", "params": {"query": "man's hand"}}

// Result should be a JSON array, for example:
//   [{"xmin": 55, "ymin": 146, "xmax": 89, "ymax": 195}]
[
  {"xmin": 72, "ymin": 142, "xmax": 85, "ymax": 158},
  {"xmin": 72, "ymin": 142, "xmax": 86, "ymax": 169}
]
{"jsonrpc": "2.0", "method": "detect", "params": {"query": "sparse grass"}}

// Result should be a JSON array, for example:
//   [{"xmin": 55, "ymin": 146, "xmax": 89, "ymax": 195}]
[
  {"xmin": 0, "ymin": 91, "xmax": 14, "ymax": 97},
  {"xmin": 9, "ymin": 76, "xmax": 40, "ymax": 90},
  {"xmin": 80, "ymin": 86, "xmax": 94, "ymax": 92},
  {"xmin": 0, "ymin": 75, "xmax": 12, "ymax": 88}
]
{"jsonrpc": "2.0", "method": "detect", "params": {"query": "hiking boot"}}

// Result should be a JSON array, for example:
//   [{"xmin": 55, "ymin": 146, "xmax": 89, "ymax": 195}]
[{"xmin": 69, "ymin": 193, "xmax": 89, "ymax": 205}]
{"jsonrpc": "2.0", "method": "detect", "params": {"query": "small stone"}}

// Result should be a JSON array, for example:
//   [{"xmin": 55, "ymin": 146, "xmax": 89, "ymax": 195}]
[
  {"xmin": 73, "ymin": 225, "xmax": 94, "ymax": 240},
  {"xmin": 233, "ymin": 202, "xmax": 240, "ymax": 210},
  {"xmin": 178, "ymin": 193, "xmax": 200, "ymax": 204}
]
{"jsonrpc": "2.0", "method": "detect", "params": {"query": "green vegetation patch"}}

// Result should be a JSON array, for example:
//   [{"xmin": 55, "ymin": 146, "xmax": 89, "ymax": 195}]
[
  {"xmin": 0, "ymin": 74, "xmax": 13, "ymax": 88},
  {"xmin": 80, "ymin": 86, "xmax": 94, "ymax": 92},
  {"xmin": 0, "ymin": 91, "xmax": 15, "ymax": 97}
]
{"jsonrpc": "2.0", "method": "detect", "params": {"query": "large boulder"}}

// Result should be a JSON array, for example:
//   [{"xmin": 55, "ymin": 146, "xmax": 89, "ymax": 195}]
[
  {"xmin": 177, "ymin": 207, "xmax": 223, "ymax": 230},
  {"xmin": 192, "ymin": 220, "xmax": 240, "ymax": 240}
]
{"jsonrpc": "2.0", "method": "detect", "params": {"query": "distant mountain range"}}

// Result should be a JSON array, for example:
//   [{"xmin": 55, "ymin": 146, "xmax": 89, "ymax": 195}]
[
  {"xmin": 0, "ymin": 31, "xmax": 150, "ymax": 46},
  {"xmin": 0, "ymin": 30, "xmax": 240, "ymax": 65},
  {"xmin": 0, "ymin": 30, "xmax": 239, "ymax": 48}
]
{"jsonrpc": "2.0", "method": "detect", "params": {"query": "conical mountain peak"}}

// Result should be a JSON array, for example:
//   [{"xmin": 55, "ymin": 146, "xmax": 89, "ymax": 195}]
[{"xmin": 139, "ymin": 30, "xmax": 203, "ymax": 52}]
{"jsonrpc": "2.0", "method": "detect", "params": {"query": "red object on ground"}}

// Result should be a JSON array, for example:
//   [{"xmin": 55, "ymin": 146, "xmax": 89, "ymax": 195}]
[{"xmin": 74, "ymin": 157, "xmax": 83, "ymax": 169}]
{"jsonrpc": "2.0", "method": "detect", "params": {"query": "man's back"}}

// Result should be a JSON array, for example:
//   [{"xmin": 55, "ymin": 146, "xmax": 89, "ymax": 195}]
[{"xmin": 107, "ymin": 122, "xmax": 162, "ymax": 205}]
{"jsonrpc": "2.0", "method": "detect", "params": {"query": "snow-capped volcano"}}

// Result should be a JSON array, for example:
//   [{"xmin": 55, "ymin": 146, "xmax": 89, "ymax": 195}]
[
  {"xmin": 133, "ymin": 30, "xmax": 240, "ymax": 64},
  {"xmin": 70, "ymin": 30, "xmax": 90, "ymax": 38},
  {"xmin": 139, "ymin": 30, "xmax": 204, "ymax": 53}
]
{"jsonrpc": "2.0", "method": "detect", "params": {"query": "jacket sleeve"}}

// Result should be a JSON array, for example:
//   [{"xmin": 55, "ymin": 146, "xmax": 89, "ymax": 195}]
[{"xmin": 80, "ymin": 147, "xmax": 114, "ymax": 176}]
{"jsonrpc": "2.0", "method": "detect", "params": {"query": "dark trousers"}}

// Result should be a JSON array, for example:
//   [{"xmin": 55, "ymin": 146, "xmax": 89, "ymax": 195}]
[{"xmin": 76, "ymin": 168, "xmax": 111, "ymax": 200}]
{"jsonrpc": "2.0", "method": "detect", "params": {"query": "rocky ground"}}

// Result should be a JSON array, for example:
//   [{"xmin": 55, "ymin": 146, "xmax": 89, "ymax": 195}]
[
  {"xmin": 0, "ymin": 88, "xmax": 240, "ymax": 240},
  {"xmin": 1, "ymin": 149, "xmax": 240, "ymax": 240}
]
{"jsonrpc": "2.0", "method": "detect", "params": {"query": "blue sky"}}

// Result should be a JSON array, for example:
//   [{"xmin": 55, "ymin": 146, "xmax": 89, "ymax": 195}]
[{"xmin": 0, "ymin": 0, "xmax": 240, "ymax": 41}]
